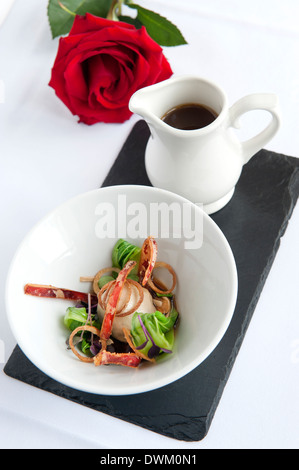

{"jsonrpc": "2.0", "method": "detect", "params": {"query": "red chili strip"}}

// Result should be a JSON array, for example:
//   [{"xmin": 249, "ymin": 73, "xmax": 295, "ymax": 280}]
[
  {"xmin": 94, "ymin": 350, "xmax": 141, "ymax": 368},
  {"xmin": 138, "ymin": 236, "xmax": 158, "ymax": 286},
  {"xmin": 24, "ymin": 283, "xmax": 97, "ymax": 304},
  {"xmin": 99, "ymin": 260, "xmax": 137, "ymax": 342}
]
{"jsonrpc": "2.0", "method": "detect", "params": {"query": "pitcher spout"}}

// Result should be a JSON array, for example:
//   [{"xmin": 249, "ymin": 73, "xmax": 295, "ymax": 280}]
[
  {"xmin": 129, "ymin": 75, "xmax": 226, "ymax": 132},
  {"xmin": 129, "ymin": 82, "xmax": 168, "ymax": 126}
]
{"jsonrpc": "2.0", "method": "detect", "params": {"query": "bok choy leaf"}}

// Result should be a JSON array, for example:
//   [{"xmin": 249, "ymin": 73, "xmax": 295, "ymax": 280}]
[
  {"xmin": 112, "ymin": 239, "xmax": 141, "ymax": 276},
  {"xmin": 130, "ymin": 307, "xmax": 179, "ymax": 359}
]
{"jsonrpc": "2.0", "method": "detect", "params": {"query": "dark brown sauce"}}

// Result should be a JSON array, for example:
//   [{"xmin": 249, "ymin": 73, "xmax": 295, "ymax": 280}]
[{"xmin": 161, "ymin": 103, "xmax": 218, "ymax": 130}]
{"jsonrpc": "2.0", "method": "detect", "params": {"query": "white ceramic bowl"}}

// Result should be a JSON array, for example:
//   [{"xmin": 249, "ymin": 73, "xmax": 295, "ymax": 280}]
[{"xmin": 5, "ymin": 185, "xmax": 238, "ymax": 395}]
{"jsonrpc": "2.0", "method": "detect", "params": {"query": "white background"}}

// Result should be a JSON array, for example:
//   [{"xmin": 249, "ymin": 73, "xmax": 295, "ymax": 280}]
[{"xmin": 0, "ymin": 0, "xmax": 298, "ymax": 449}]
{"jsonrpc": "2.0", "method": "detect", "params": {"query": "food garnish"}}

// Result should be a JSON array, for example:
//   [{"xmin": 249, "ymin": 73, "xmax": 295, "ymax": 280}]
[{"xmin": 24, "ymin": 237, "xmax": 179, "ymax": 368}]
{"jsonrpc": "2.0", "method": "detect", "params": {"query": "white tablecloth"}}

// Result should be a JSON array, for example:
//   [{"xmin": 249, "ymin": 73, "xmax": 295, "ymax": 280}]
[{"xmin": 0, "ymin": 0, "xmax": 298, "ymax": 449}]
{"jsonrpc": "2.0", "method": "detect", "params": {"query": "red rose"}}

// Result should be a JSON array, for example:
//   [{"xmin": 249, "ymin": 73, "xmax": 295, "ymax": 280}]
[{"xmin": 49, "ymin": 14, "xmax": 173, "ymax": 125}]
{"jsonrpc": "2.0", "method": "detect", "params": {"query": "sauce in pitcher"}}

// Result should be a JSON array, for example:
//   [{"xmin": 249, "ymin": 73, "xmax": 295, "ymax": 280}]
[{"xmin": 161, "ymin": 103, "xmax": 218, "ymax": 130}]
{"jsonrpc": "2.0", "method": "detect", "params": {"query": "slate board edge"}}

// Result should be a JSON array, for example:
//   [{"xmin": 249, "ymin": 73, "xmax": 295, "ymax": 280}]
[{"xmin": 205, "ymin": 159, "xmax": 299, "ymax": 439}]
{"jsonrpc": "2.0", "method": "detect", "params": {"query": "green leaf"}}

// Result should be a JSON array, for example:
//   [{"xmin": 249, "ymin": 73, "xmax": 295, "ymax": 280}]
[
  {"xmin": 112, "ymin": 239, "xmax": 141, "ymax": 276},
  {"xmin": 130, "ymin": 307, "xmax": 179, "ymax": 359},
  {"xmin": 64, "ymin": 306, "xmax": 88, "ymax": 331},
  {"xmin": 76, "ymin": 0, "xmax": 112, "ymax": 16},
  {"xmin": 118, "ymin": 15, "xmax": 142, "ymax": 29},
  {"xmin": 156, "ymin": 292, "xmax": 173, "ymax": 298},
  {"xmin": 98, "ymin": 275, "xmax": 115, "ymax": 289},
  {"xmin": 126, "ymin": 3, "xmax": 187, "ymax": 46},
  {"xmin": 47, "ymin": 0, "xmax": 113, "ymax": 38}
]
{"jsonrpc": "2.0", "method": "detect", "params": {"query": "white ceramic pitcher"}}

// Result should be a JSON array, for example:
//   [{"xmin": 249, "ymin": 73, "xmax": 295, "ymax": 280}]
[{"xmin": 129, "ymin": 75, "xmax": 281, "ymax": 214}]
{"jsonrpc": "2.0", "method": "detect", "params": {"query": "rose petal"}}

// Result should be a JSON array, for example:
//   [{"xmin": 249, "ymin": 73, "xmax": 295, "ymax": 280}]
[
  {"xmin": 64, "ymin": 56, "xmax": 89, "ymax": 101},
  {"xmin": 70, "ymin": 14, "xmax": 136, "ymax": 36}
]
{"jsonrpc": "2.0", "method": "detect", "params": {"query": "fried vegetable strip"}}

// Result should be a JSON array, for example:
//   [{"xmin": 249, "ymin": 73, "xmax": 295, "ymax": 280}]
[
  {"xmin": 138, "ymin": 236, "xmax": 158, "ymax": 286},
  {"xmin": 24, "ymin": 283, "xmax": 97, "ymax": 304},
  {"xmin": 99, "ymin": 260, "xmax": 137, "ymax": 343},
  {"xmin": 94, "ymin": 350, "xmax": 141, "ymax": 368}
]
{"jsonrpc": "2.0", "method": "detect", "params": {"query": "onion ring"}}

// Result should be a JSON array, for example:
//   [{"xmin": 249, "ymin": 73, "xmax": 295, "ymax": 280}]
[
  {"xmin": 114, "ymin": 281, "xmax": 131, "ymax": 313},
  {"xmin": 92, "ymin": 267, "xmax": 120, "ymax": 295},
  {"xmin": 98, "ymin": 280, "xmax": 115, "ymax": 310},
  {"xmin": 68, "ymin": 325, "xmax": 102, "ymax": 363},
  {"xmin": 98, "ymin": 279, "xmax": 144, "ymax": 318},
  {"xmin": 99, "ymin": 260, "xmax": 136, "ymax": 342},
  {"xmin": 147, "ymin": 261, "xmax": 177, "ymax": 295},
  {"xmin": 116, "ymin": 279, "xmax": 144, "ymax": 317},
  {"xmin": 98, "ymin": 280, "xmax": 131, "ymax": 313}
]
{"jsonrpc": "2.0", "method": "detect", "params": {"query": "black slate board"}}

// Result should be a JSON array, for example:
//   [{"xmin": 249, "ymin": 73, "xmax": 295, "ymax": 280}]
[{"xmin": 4, "ymin": 120, "xmax": 299, "ymax": 442}]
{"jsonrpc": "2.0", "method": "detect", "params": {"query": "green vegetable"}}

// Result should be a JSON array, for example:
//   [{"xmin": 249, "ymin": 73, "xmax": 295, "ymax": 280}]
[
  {"xmin": 64, "ymin": 307, "xmax": 88, "ymax": 331},
  {"xmin": 130, "ymin": 307, "xmax": 179, "ymax": 359},
  {"xmin": 95, "ymin": 239, "xmax": 141, "ymax": 291},
  {"xmin": 112, "ymin": 239, "xmax": 141, "ymax": 277},
  {"xmin": 64, "ymin": 306, "xmax": 101, "ymax": 356},
  {"xmin": 81, "ymin": 337, "xmax": 92, "ymax": 355},
  {"xmin": 64, "ymin": 307, "xmax": 101, "ymax": 331},
  {"xmin": 98, "ymin": 275, "xmax": 115, "ymax": 289},
  {"xmin": 156, "ymin": 292, "xmax": 173, "ymax": 298}
]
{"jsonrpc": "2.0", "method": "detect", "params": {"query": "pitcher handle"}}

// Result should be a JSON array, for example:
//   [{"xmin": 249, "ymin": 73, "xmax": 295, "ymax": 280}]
[{"xmin": 229, "ymin": 93, "xmax": 281, "ymax": 164}]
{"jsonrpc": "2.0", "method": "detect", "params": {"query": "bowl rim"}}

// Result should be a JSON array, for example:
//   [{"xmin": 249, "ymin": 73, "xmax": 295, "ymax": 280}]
[{"xmin": 5, "ymin": 185, "xmax": 238, "ymax": 395}]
